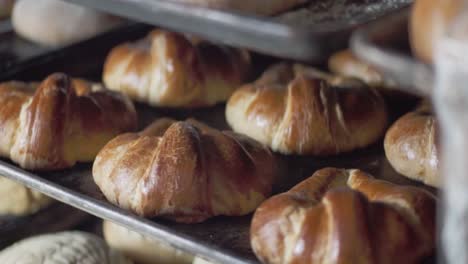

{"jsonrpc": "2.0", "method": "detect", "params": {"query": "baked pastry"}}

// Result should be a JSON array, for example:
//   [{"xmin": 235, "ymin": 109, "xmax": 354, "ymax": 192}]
[
  {"xmin": 226, "ymin": 63, "xmax": 388, "ymax": 155},
  {"xmin": 328, "ymin": 49, "xmax": 395, "ymax": 88},
  {"xmin": 103, "ymin": 220, "xmax": 193, "ymax": 264},
  {"xmin": 0, "ymin": 231, "xmax": 132, "ymax": 263},
  {"xmin": 410, "ymin": 0, "xmax": 462, "ymax": 63},
  {"xmin": 93, "ymin": 118, "xmax": 275, "ymax": 223},
  {"xmin": 12, "ymin": 0, "xmax": 123, "ymax": 46},
  {"xmin": 384, "ymin": 101, "xmax": 439, "ymax": 187},
  {"xmin": 170, "ymin": 0, "xmax": 307, "ymax": 15},
  {"xmin": 0, "ymin": 73, "xmax": 137, "ymax": 170},
  {"xmin": 251, "ymin": 167, "xmax": 436, "ymax": 264},
  {"xmin": 0, "ymin": 176, "xmax": 52, "ymax": 216},
  {"xmin": 103, "ymin": 29, "xmax": 251, "ymax": 108}
]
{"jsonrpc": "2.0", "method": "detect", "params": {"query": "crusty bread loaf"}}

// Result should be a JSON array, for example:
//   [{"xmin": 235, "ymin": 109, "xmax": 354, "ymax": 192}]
[
  {"xmin": 384, "ymin": 101, "xmax": 439, "ymax": 187},
  {"xmin": 93, "ymin": 118, "xmax": 276, "ymax": 223},
  {"xmin": 410, "ymin": 0, "xmax": 463, "ymax": 63},
  {"xmin": 103, "ymin": 221, "xmax": 193, "ymax": 264},
  {"xmin": 0, "ymin": 177, "xmax": 52, "ymax": 216},
  {"xmin": 226, "ymin": 63, "xmax": 388, "ymax": 155},
  {"xmin": 0, "ymin": 73, "xmax": 137, "ymax": 170},
  {"xmin": 12, "ymin": 0, "xmax": 122, "ymax": 46},
  {"xmin": 170, "ymin": 0, "xmax": 307, "ymax": 15},
  {"xmin": 103, "ymin": 29, "xmax": 251, "ymax": 108},
  {"xmin": 251, "ymin": 168, "xmax": 436, "ymax": 264},
  {"xmin": 0, "ymin": 232, "xmax": 132, "ymax": 264}
]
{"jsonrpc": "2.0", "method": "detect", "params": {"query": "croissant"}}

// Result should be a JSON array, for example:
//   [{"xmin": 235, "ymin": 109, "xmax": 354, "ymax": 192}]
[
  {"xmin": 384, "ymin": 101, "xmax": 439, "ymax": 187},
  {"xmin": 0, "ymin": 73, "xmax": 137, "ymax": 170},
  {"xmin": 226, "ymin": 63, "xmax": 388, "ymax": 155},
  {"xmin": 251, "ymin": 168, "xmax": 436, "ymax": 264},
  {"xmin": 103, "ymin": 29, "xmax": 251, "ymax": 108},
  {"xmin": 93, "ymin": 118, "xmax": 275, "ymax": 223}
]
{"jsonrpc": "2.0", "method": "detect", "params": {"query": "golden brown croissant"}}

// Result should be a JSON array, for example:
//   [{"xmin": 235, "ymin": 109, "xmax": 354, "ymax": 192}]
[
  {"xmin": 0, "ymin": 73, "xmax": 137, "ymax": 170},
  {"xmin": 226, "ymin": 63, "xmax": 388, "ymax": 155},
  {"xmin": 384, "ymin": 101, "xmax": 439, "ymax": 187},
  {"xmin": 251, "ymin": 168, "xmax": 436, "ymax": 264},
  {"xmin": 93, "ymin": 118, "xmax": 275, "ymax": 223},
  {"xmin": 103, "ymin": 29, "xmax": 251, "ymax": 108}
]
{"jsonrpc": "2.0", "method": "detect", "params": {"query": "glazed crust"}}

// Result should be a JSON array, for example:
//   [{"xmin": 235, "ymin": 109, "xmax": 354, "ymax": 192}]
[
  {"xmin": 384, "ymin": 102, "xmax": 439, "ymax": 187},
  {"xmin": 93, "ymin": 118, "xmax": 276, "ymax": 223},
  {"xmin": 226, "ymin": 63, "xmax": 388, "ymax": 155},
  {"xmin": 251, "ymin": 168, "xmax": 436, "ymax": 264},
  {"xmin": 103, "ymin": 29, "xmax": 251, "ymax": 108},
  {"xmin": 0, "ymin": 73, "xmax": 137, "ymax": 170}
]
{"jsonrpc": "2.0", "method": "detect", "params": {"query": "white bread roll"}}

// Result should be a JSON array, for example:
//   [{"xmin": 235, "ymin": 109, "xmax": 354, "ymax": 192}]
[{"xmin": 12, "ymin": 0, "xmax": 123, "ymax": 46}]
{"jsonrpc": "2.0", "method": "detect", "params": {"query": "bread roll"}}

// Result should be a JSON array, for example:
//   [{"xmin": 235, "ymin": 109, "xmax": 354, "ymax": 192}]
[
  {"xmin": 226, "ymin": 63, "xmax": 388, "ymax": 155},
  {"xmin": 0, "ymin": 176, "xmax": 52, "ymax": 216},
  {"xmin": 384, "ymin": 101, "xmax": 439, "ymax": 187},
  {"xmin": 251, "ymin": 168, "xmax": 436, "ymax": 264},
  {"xmin": 93, "ymin": 118, "xmax": 276, "ymax": 223},
  {"xmin": 410, "ymin": 0, "xmax": 463, "ymax": 63},
  {"xmin": 0, "ymin": 73, "xmax": 137, "ymax": 170},
  {"xmin": 103, "ymin": 221, "xmax": 193, "ymax": 264},
  {"xmin": 0, "ymin": 232, "xmax": 132, "ymax": 263},
  {"xmin": 170, "ymin": 0, "xmax": 307, "ymax": 15},
  {"xmin": 103, "ymin": 29, "xmax": 251, "ymax": 108},
  {"xmin": 12, "ymin": 0, "xmax": 122, "ymax": 46}
]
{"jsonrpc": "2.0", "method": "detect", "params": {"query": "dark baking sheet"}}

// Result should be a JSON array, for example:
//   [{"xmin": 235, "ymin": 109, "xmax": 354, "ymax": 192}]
[
  {"xmin": 0, "ymin": 31, "xmax": 435, "ymax": 263},
  {"xmin": 350, "ymin": 7, "xmax": 433, "ymax": 96},
  {"xmin": 0, "ymin": 198, "xmax": 91, "ymax": 249},
  {"xmin": 61, "ymin": 0, "xmax": 412, "ymax": 63}
]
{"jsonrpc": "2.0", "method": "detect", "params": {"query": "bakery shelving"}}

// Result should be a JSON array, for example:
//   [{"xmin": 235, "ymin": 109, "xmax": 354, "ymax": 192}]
[{"xmin": 60, "ymin": 0, "xmax": 411, "ymax": 62}]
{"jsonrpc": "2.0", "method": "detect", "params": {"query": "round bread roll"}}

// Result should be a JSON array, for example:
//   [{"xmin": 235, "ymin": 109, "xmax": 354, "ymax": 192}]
[
  {"xmin": 328, "ymin": 49, "xmax": 395, "ymax": 88},
  {"xmin": 384, "ymin": 101, "xmax": 439, "ymax": 187},
  {"xmin": 93, "ymin": 118, "xmax": 276, "ymax": 223},
  {"xmin": 251, "ymin": 167, "xmax": 436, "ymax": 264},
  {"xmin": 226, "ymin": 63, "xmax": 388, "ymax": 155},
  {"xmin": 410, "ymin": 0, "xmax": 463, "ymax": 63},
  {"xmin": 12, "ymin": 0, "xmax": 123, "ymax": 46},
  {"xmin": 170, "ymin": 0, "xmax": 307, "ymax": 15},
  {"xmin": 0, "ymin": 231, "xmax": 132, "ymax": 263},
  {"xmin": 103, "ymin": 221, "xmax": 193, "ymax": 264},
  {"xmin": 0, "ymin": 177, "xmax": 52, "ymax": 216},
  {"xmin": 103, "ymin": 29, "xmax": 251, "ymax": 108}
]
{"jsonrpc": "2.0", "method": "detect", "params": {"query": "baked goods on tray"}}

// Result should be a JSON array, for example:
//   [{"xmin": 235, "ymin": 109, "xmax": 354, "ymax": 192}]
[
  {"xmin": 0, "ymin": 177, "xmax": 52, "ymax": 216},
  {"xmin": 169, "ymin": 0, "xmax": 307, "ymax": 15},
  {"xmin": 103, "ymin": 220, "xmax": 193, "ymax": 264},
  {"xmin": 12, "ymin": 0, "xmax": 123, "ymax": 46},
  {"xmin": 226, "ymin": 63, "xmax": 388, "ymax": 155},
  {"xmin": 103, "ymin": 29, "xmax": 251, "ymax": 108},
  {"xmin": 385, "ymin": 101, "xmax": 439, "ymax": 187},
  {"xmin": 0, "ymin": 231, "xmax": 131, "ymax": 263},
  {"xmin": 0, "ymin": 73, "xmax": 137, "ymax": 170},
  {"xmin": 251, "ymin": 167, "xmax": 436, "ymax": 264},
  {"xmin": 93, "ymin": 118, "xmax": 275, "ymax": 223},
  {"xmin": 410, "ymin": 0, "xmax": 462, "ymax": 63}
]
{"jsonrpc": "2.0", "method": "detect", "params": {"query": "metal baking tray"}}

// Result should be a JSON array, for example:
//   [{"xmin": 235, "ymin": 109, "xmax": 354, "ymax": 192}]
[
  {"xmin": 0, "ymin": 27, "xmax": 433, "ymax": 263},
  {"xmin": 62, "ymin": 0, "xmax": 412, "ymax": 63},
  {"xmin": 0, "ymin": 198, "xmax": 91, "ymax": 249},
  {"xmin": 350, "ymin": 7, "xmax": 433, "ymax": 97}
]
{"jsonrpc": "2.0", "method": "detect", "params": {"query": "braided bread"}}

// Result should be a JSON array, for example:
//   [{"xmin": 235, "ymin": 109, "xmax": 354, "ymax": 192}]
[
  {"xmin": 251, "ymin": 168, "xmax": 436, "ymax": 264},
  {"xmin": 103, "ymin": 29, "xmax": 251, "ymax": 108},
  {"xmin": 226, "ymin": 63, "xmax": 388, "ymax": 155},
  {"xmin": 0, "ymin": 73, "xmax": 137, "ymax": 170},
  {"xmin": 93, "ymin": 118, "xmax": 275, "ymax": 223},
  {"xmin": 384, "ymin": 101, "xmax": 439, "ymax": 187}
]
